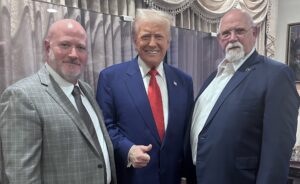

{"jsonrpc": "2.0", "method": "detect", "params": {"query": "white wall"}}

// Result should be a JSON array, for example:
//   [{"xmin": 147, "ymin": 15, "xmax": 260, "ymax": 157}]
[{"xmin": 275, "ymin": 0, "xmax": 300, "ymax": 62}]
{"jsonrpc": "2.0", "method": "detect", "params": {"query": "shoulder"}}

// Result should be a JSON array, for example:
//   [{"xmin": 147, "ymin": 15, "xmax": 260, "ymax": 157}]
[
  {"xmin": 101, "ymin": 59, "xmax": 135, "ymax": 74},
  {"xmin": 0, "ymin": 73, "xmax": 43, "ymax": 109},
  {"xmin": 99, "ymin": 58, "xmax": 138, "ymax": 82},
  {"xmin": 165, "ymin": 63, "xmax": 193, "ymax": 82},
  {"xmin": 3, "ymin": 72, "xmax": 41, "ymax": 94},
  {"xmin": 256, "ymin": 54, "xmax": 295, "ymax": 82},
  {"xmin": 258, "ymin": 54, "xmax": 287, "ymax": 69},
  {"xmin": 251, "ymin": 54, "xmax": 291, "ymax": 75}
]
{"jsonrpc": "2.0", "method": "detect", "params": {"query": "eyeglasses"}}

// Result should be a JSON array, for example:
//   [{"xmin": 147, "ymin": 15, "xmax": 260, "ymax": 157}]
[{"xmin": 218, "ymin": 27, "xmax": 253, "ymax": 40}]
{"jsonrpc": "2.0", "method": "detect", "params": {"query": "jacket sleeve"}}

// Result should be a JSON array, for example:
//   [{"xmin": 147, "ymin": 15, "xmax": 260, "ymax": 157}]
[
  {"xmin": 0, "ymin": 86, "xmax": 42, "ymax": 184},
  {"xmin": 96, "ymin": 71, "xmax": 134, "ymax": 166},
  {"xmin": 256, "ymin": 66, "xmax": 299, "ymax": 184}
]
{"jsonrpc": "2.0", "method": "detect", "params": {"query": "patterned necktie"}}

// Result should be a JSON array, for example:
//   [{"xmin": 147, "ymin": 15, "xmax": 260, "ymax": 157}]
[
  {"xmin": 148, "ymin": 69, "xmax": 165, "ymax": 141},
  {"xmin": 72, "ymin": 86, "xmax": 101, "ymax": 151}
]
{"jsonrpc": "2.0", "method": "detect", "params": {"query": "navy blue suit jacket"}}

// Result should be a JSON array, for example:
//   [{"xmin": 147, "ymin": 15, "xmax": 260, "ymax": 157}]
[
  {"xmin": 96, "ymin": 57, "xmax": 194, "ymax": 184},
  {"xmin": 190, "ymin": 51, "xmax": 299, "ymax": 184}
]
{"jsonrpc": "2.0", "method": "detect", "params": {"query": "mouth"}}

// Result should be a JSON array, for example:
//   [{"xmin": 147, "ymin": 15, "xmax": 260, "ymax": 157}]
[
  {"xmin": 145, "ymin": 50, "xmax": 160, "ymax": 55},
  {"xmin": 63, "ymin": 60, "xmax": 80, "ymax": 66},
  {"xmin": 227, "ymin": 46, "xmax": 240, "ymax": 50}
]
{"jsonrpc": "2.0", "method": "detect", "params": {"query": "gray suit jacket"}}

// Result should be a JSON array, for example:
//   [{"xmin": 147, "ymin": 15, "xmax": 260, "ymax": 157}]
[{"xmin": 0, "ymin": 66, "xmax": 117, "ymax": 184}]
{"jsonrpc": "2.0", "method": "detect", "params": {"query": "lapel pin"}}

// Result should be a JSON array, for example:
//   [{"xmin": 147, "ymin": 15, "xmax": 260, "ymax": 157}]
[
  {"xmin": 173, "ymin": 81, "xmax": 177, "ymax": 86},
  {"xmin": 245, "ymin": 68, "xmax": 252, "ymax": 72}
]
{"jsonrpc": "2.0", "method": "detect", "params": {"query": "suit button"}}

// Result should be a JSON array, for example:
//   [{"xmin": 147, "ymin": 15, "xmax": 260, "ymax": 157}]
[{"xmin": 98, "ymin": 164, "xmax": 103, "ymax": 168}]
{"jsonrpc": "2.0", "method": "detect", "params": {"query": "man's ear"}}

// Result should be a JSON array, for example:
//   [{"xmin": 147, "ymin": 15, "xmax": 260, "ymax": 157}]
[
  {"xmin": 252, "ymin": 26, "xmax": 259, "ymax": 38},
  {"xmin": 44, "ymin": 40, "xmax": 50, "ymax": 53},
  {"xmin": 133, "ymin": 37, "xmax": 139, "ymax": 52}
]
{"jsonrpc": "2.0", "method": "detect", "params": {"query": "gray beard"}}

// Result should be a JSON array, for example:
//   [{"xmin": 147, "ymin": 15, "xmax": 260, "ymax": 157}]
[
  {"xmin": 225, "ymin": 42, "xmax": 245, "ymax": 62},
  {"xmin": 225, "ymin": 49, "xmax": 245, "ymax": 62}
]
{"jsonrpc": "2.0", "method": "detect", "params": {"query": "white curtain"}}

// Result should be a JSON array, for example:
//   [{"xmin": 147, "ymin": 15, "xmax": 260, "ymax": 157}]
[
  {"xmin": 40, "ymin": 0, "xmax": 144, "ymax": 16},
  {"xmin": 0, "ymin": 0, "xmax": 136, "ymax": 93},
  {"xmin": 33, "ymin": 0, "xmax": 276, "ymax": 57},
  {"xmin": 0, "ymin": 0, "xmax": 224, "ymax": 95},
  {"xmin": 145, "ymin": 0, "xmax": 276, "ymax": 57},
  {"xmin": 0, "ymin": 0, "xmax": 278, "ymax": 93}
]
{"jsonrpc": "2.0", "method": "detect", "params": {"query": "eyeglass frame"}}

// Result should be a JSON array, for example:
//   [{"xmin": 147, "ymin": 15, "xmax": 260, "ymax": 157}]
[{"xmin": 217, "ymin": 26, "xmax": 255, "ymax": 40}]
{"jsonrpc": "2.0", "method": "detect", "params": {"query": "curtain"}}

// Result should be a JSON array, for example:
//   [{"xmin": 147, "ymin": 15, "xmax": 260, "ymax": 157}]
[
  {"xmin": 168, "ymin": 28, "xmax": 223, "ymax": 94},
  {"xmin": 146, "ymin": 0, "xmax": 273, "ymax": 57},
  {"xmin": 0, "ymin": 0, "xmax": 136, "ymax": 93},
  {"xmin": 40, "ymin": 0, "xmax": 145, "ymax": 16},
  {"xmin": 0, "ymin": 0, "xmax": 223, "ymax": 95},
  {"xmin": 33, "ymin": 0, "xmax": 275, "ymax": 57},
  {"xmin": 0, "ymin": 0, "xmax": 278, "ymax": 93}
]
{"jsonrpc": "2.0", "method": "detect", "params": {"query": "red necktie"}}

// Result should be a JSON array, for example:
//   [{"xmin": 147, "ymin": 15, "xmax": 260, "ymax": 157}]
[{"xmin": 148, "ymin": 69, "xmax": 165, "ymax": 141}]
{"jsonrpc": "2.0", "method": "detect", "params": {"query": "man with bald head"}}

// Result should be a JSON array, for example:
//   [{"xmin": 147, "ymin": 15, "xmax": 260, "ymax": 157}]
[
  {"xmin": 0, "ymin": 19, "xmax": 117, "ymax": 184},
  {"xmin": 188, "ymin": 9, "xmax": 299, "ymax": 183}
]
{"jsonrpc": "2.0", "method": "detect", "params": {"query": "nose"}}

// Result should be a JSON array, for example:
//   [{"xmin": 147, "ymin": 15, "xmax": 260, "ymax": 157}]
[
  {"xmin": 68, "ymin": 47, "xmax": 79, "ymax": 58},
  {"xmin": 228, "ymin": 31, "xmax": 238, "ymax": 42},
  {"xmin": 148, "ymin": 36, "xmax": 157, "ymax": 47}
]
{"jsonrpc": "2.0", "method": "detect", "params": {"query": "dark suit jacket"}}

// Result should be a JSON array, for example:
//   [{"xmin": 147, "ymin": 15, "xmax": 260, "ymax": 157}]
[
  {"xmin": 189, "ymin": 51, "xmax": 299, "ymax": 184},
  {"xmin": 96, "ymin": 57, "xmax": 194, "ymax": 184},
  {"xmin": 0, "ymin": 66, "xmax": 117, "ymax": 184}
]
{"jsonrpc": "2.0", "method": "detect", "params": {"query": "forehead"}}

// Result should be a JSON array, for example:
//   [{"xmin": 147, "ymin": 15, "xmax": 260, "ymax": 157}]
[
  {"xmin": 53, "ymin": 28, "xmax": 87, "ymax": 44},
  {"xmin": 137, "ymin": 21, "xmax": 168, "ymax": 34},
  {"xmin": 49, "ymin": 21, "xmax": 86, "ymax": 40},
  {"xmin": 220, "ymin": 12, "xmax": 250, "ymax": 31}
]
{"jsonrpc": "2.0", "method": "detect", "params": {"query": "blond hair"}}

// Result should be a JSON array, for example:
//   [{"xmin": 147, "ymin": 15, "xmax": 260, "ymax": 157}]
[{"xmin": 132, "ymin": 9, "xmax": 173, "ymax": 39}]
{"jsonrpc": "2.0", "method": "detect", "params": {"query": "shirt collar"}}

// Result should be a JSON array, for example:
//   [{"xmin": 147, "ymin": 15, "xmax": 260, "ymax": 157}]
[
  {"xmin": 217, "ymin": 48, "xmax": 255, "ymax": 75},
  {"xmin": 138, "ymin": 57, "xmax": 165, "ymax": 79},
  {"xmin": 45, "ymin": 63, "xmax": 81, "ymax": 97}
]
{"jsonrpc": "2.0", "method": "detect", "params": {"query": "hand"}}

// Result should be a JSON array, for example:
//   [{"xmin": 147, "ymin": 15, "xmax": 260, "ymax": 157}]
[{"xmin": 128, "ymin": 144, "xmax": 152, "ymax": 168}]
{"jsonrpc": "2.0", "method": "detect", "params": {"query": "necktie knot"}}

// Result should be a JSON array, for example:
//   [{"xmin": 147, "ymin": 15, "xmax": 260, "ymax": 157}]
[
  {"xmin": 72, "ymin": 86, "xmax": 81, "ymax": 97},
  {"xmin": 148, "ymin": 69, "xmax": 158, "ymax": 77}
]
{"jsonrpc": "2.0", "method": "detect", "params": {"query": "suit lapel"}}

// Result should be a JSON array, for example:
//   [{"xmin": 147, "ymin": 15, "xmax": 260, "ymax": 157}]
[
  {"xmin": 37, "ymin": 67, "xmax": 101, "ymax": 157},
  {"xmin": 79, "ymin": 81, "xmax": 117, "ymax": 183},
  {"xmin": 203, "ymin": 51, "xmax": 260, "ymax": 129},
  {"xmin": 79, "ymin": 82, "xmax": 110, "ymax": 155},
  {"xmin": 162, "ymin": 64, "xmax": 181, "ymax": 147},
  {"xmin": 124, "ymin": 58, "xmax": 161, "ymax": 144},
  {"xmin": 79, "ymin": 82, "xmax": 113, "ymax": 153}
]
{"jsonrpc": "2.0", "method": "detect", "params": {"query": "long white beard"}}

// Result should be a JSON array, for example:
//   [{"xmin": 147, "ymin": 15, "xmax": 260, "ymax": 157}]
[{"xmin": 225, "ymin": 42, "xmax": 245, "ymax": 62}]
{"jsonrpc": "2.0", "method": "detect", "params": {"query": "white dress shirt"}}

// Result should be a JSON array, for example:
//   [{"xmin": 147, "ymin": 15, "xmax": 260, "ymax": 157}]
[
  {"xmin": 138, "ymin": 57, "xmax": 169, "ymax": 130},
  {"xmin": 45, "ymin": 63, "xmax": 111, "ymax": 183},
  {"xmin": 190, "ymin": 48, "xmax": 255, "ymax": 165}
]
